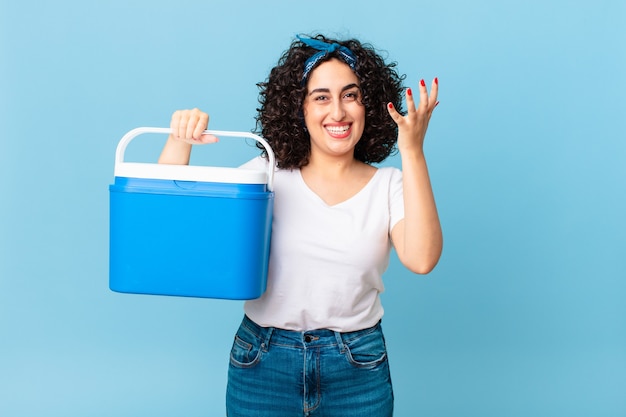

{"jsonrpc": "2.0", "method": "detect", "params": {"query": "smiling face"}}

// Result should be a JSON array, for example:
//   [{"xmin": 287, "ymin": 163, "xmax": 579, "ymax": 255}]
[{"xmin": 302, "ymin": 58, "xmax": 365, "ymax": 161}]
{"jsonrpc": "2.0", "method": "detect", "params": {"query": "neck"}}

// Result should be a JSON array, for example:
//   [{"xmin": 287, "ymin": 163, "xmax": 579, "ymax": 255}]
[{"xmin": 303, "ymin": 153, "xmax": 360, "ymax": 178}]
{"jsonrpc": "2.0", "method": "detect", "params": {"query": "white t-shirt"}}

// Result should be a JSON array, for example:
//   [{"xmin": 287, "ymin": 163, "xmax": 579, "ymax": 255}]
[{"xmin": 242, "ymin": 157, "xmax": 405, "ymax": 332}]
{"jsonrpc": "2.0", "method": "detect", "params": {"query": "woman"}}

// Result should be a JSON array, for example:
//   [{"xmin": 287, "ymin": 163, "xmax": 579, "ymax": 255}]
[{"xmin": 159, "ymin": 34, "xmax": 442, "ymax": 417}]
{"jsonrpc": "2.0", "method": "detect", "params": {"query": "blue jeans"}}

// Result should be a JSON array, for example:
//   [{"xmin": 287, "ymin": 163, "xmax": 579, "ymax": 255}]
[{"xmin": 226, "ymin": 315, "xmax": 394, "ymax": 416}]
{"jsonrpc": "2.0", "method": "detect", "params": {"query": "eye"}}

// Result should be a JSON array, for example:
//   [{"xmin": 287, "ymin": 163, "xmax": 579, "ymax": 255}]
[
  {"xmin": 313, "ymin": 94, "xmax": 329, "ymax": 102},
  {"xmin": 343, "ymin": 90, "xmax": 360, "ymax": 101}
]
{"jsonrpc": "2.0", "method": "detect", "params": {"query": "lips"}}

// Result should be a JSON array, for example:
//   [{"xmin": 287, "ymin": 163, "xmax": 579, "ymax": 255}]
[{"xmin": 324, "ymin": 123, "xmax": 352, "ymax": 138}]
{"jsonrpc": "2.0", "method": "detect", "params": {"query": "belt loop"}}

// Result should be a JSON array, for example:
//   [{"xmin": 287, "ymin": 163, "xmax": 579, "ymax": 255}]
[
  {"xmin": 261, "ymin": 326, "xmax": 274, "ymax": 352},
  {"xmin": 334, "ymin": 331, "xmax": 346, "ymax": 354}
]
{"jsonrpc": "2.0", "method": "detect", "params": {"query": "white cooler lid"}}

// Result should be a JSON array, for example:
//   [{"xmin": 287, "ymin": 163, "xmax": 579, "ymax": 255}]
[{"xmin": 115, "ymin": 162, "xmax": 268, "ymax": 184}]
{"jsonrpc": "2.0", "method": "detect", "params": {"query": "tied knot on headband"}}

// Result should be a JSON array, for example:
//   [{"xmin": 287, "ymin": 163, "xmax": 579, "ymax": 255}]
[{"xmin": 297, "ymin": 35, "xmax": 357, "ymax": 83}]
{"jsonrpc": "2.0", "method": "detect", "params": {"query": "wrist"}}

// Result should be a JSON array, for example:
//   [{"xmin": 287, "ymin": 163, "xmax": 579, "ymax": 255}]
[
  {"xmin": 159, "ymin": 136, "xmax": 192, "ymax": 165},
  {"xmin": 398, "ymin": 145, "xmax": 426, "ymax": 160}
]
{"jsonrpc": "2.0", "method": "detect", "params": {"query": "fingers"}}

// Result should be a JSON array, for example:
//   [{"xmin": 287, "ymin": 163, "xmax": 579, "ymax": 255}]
[
  {"xmin": 430, "ymin": 77, "xmax": 439, "ymax": 111},
  {"xmin": 386, "ymin": 102, "xmax": 404, "ymax": 124},
  {"xmin": 185, "ymin": 110, "xmax": 199, "ymax": 139},
  {"xmin": 397, "ymin": 78, "xmax": 438, "ymax": 118},
  {"xmin": 388, "ymin": 77, "xmax": 439, "ymax": 121},
  {"xmin": 406, "ymin": 86, "xmax": 417, "ymax": 114},
  {"xmin": 170, "ymin": 108, "xmax": 214, "ymax": 143},
  {"xmin": 417, "ymin": 78, "xmax": 438, "ymax": 113}
]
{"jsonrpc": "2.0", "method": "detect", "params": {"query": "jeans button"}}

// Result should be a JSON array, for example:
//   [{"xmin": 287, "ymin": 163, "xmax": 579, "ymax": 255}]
[{"xmin": 304, "ymin": 335, "xmax": 312, "ymax": 343}]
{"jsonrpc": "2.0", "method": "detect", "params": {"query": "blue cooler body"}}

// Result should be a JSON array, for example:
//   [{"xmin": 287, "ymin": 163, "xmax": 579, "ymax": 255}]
[{"xmin": 109, "ymin": 128, "xmax": 275, "ymax": 300}]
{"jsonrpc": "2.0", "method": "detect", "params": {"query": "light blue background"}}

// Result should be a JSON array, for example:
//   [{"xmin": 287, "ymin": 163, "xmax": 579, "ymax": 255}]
[{"xmin": 1, "ymin": 0, "xmax": 625, "ymax": 416}]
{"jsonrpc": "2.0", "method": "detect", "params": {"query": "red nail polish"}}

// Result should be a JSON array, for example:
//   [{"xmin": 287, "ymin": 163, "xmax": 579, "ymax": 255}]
[
  {"xmin": 420, "ymin": 79, "xmax": 426, "ymax": 87},
  {"xmin": 407, "ymin": 88, "xmax": 412, "ymax": 96},
  {"xmin": 435, "ymin": 77, "xmax": 439, "ymax": 85},
  {"xmin": 388, "ymin": 102, "xmax": 394, "ymax": 109}
]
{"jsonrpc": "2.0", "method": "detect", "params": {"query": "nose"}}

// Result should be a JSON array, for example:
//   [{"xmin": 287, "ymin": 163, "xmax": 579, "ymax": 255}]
[{"xmin": 331, "ymin": 100, "xmax": 346, "ymax": 121}]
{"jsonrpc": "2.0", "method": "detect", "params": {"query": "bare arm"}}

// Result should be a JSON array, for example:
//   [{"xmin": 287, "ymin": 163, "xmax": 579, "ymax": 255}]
[{"xmin": 388, "ymin": 78, "xmax": 443, "ymax": 274}]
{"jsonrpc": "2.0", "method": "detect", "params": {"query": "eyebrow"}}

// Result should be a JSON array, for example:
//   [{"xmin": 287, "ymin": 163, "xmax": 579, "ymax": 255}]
[{"xmin": 308, "ymin": 83, "xmax": 360, "ymax": 95}]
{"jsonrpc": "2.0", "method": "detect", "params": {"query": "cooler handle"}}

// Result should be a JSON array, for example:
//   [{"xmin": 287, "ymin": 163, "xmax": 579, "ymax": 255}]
[{"xmin": 115, "ymin": 127, "xmax": 275, "ymax": 191}]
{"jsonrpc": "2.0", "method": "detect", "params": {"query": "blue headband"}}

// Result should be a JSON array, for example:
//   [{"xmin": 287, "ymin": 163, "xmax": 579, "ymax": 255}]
[{"xmin": 297, "ymin": 35, "xmax": 357, "ymax": 82}]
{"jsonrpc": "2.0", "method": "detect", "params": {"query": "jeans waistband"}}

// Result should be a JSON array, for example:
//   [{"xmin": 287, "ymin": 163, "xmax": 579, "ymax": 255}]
[{"xmin": 241, "ymin": 315, "xmax": 382, "ymax": 350}]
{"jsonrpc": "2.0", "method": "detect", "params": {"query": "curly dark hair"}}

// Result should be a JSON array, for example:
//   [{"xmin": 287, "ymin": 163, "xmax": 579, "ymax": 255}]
[{"xmin": 254, "ymin": 34, "xmax": 406, "ymax": 169}]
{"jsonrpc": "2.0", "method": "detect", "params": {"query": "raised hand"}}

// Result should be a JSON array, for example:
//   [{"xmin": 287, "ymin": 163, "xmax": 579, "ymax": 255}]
[
  {"xmin": 387, "ymin": 78, "xmax": 442, "ymax": 274},
  {"xmin": 387, "ymin": 78, "xmax": 439, "ymax": 153}
]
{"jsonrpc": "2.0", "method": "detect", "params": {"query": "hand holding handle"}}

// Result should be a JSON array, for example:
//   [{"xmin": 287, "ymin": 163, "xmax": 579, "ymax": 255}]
[{"xmin": 114, "ymin": 127, "xmax": 275, "ymax": 191}]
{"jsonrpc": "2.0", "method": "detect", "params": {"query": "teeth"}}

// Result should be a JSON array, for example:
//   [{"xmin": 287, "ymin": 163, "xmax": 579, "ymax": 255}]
[{"xmin": 326, "ymin": 125, "xmax": 350, "ymax": 134}]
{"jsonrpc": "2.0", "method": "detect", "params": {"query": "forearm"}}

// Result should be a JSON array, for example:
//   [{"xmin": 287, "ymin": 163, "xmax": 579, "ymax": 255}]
[
  {"xmin": 158, "ymin": 135, "xmax": 193, "ymax": 165},
  {"xmin": 396, "ymin": 149, "xmax": 443, "ymax": 274}
]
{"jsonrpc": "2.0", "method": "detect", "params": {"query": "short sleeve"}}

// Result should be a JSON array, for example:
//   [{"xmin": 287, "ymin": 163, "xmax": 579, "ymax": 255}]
[
  {"xmin": 239, "ymin": 156, "xmax": 268, "ymax": 170},
  {"xmin": 389, "ymin": 168, "xmax": 405, "ymax": 231}
]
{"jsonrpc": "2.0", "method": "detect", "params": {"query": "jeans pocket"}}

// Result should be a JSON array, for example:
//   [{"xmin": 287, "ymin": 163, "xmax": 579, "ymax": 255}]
[
  {"xmin": 229, "ymin": 327, "xmax": 263, "ymax": 368},
  {"xmin": 344, "ymin": 328, "xmax": 388, "ymax": 369}
]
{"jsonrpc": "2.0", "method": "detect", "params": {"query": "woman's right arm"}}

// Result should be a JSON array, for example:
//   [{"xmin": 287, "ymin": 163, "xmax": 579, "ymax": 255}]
[{"xmin": 158, "ymin": 108, "xmax": 218, "ymax": 165}]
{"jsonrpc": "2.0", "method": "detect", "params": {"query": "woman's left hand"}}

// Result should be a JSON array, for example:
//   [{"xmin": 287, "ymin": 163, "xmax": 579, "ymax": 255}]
[{"xmin": 387, "ymin": 78, "xmax": 439, "ymax": 153}]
